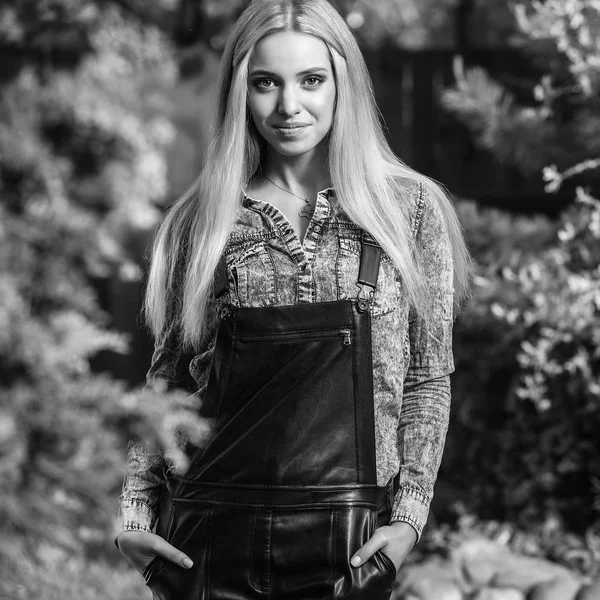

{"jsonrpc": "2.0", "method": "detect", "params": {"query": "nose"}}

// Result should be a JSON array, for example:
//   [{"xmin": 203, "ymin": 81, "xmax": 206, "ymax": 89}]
[{"xmin": 277, "ymin": 85, "xmax": 301, "ymax": 117}]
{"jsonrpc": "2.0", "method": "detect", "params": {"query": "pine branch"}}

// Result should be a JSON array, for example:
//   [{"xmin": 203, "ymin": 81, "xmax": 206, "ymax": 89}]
[
  {"xmin": 441, "ymin": 56, "xmax": 570, "ymax": 175},
  {"xmin": 543, "ymin": 158, "xmax": 600, "ymax": 192}
]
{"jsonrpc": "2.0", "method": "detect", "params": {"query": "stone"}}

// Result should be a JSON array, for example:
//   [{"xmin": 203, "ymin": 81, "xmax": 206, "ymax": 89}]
[
  {"xmin": 395, "ymin": 558, "xmax": 463, "ymax": 600},
  {"xmin": 453, "ymin": 537, "xmax": 582, "ymax": 595},
  {"xmin": 452, "ymin": 538, "xmax": 512, "ymax": 589},
  {"xmin": 528, "ymin": 578, "xmax": 582, "ymax": 600},
  {"xmin": 472, "ymin": 589, "xmax": 525, "ymax": 600}
]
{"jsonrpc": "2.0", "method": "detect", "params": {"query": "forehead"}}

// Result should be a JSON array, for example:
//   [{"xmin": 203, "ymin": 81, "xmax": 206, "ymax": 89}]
[{"xmin": 249, "ymin": 31, "xmax": 331, "ymax": 73}]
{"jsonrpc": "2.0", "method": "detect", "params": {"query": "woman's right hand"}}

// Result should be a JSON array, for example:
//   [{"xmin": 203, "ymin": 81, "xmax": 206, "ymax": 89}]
[{"xmin": 116, "ymin": 530, "xmax": 194, "ymax": 575}]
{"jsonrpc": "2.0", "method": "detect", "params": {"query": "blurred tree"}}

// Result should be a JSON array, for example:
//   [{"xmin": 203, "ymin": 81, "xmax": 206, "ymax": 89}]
[
  {"xmin": 443, "ymin": 0, "xmax": 600, "ymax": 533},
  {"xmin": 0, "ymin": 0, "xmax": 196, "ymax": 586},
  {"xmin": 468, "ymin": 0, "xmax": 531, "ymax": 48},
  {"xmin": 174, "ymin": 0, "xmax": 528, "ymax": 51},
  {"xmin": 442, "ymin": 1, "xmax": 600, "ymax": 180}
]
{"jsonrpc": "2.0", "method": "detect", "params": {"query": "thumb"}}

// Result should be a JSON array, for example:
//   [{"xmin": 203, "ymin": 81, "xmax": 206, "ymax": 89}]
[
  {"xmin": 351, "ymin": 530, "xmax": 386, "ymax": 567},
  {"xmin": 154, "ymin": 538, "xmax": 194, "ymax": 569}
]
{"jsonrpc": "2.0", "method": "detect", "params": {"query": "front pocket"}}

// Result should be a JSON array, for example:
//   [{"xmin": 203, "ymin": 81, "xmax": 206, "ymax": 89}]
[
  {"xmin": 144, "ymin": 504, "xmax": 211, "ymax": 598},
  {"xmin": 142, "ymin": 555, "xmax": 166, "ymax": 583},
  {"xmin": 332, "ymin": 506, "xmax": 396, "ymax": 598},
  {"xmin": 235, "ymin": 327, "xmax": 353, "ymax": 346},
  {"xmin": 227, "ymin": 241, "xmax": 276, "ymax": 307},
  {"xmin": 269, "ymin": 507, "xmax": 336, "ymax": 598},
  {"xmin": 375, "ymin": 549, "xmax": 397, "ymax": 580}
]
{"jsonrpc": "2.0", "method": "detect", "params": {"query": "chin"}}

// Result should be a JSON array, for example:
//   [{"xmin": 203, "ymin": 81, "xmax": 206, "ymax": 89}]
[
  {"xmin": 274, "ymin": 146, "xmax": 316, "ymax": 157},
  {"xmin": 268, "ymin": 138, "xmax": 325, "ymax": 158}
]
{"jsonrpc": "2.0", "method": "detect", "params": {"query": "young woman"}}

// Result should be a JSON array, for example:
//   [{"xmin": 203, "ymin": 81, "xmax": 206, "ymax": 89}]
[{"xmin": 115, "ymin": 1, "xmax": 471, "ymax": 598}]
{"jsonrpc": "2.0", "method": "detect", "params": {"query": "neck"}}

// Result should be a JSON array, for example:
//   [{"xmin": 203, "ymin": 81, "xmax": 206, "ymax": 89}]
[{"xmin": 262, "ymin": 147, "xmax": 331, "ymax": 197}]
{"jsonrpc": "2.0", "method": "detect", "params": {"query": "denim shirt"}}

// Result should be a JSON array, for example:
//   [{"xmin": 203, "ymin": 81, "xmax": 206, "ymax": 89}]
[{"xmin": 116, "ymin": 179, "xmax": 454, "ymax": 543}]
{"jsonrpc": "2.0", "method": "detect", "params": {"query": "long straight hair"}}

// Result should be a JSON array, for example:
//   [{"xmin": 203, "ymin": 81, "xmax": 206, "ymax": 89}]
[{"xmin": 145, "ymin": 0, "xmax": 472, "ymax": 350}]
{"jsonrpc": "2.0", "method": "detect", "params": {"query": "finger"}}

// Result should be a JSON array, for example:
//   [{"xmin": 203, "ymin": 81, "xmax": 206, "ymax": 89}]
[
  {"xmin": 116, "ymin": 530, "xmax": 157, "ymax": 559},
  {"xmin": 152, "ymin": 538, "xmax": 194, "ymax": 569},
  {"xmin": 351, "ymin": 530, "xmax": 387, "ymax": 567}
]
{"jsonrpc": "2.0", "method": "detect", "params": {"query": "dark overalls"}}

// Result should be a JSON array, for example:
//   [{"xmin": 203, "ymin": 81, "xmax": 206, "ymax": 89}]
[{"xmin": 143, "ymin": 236, "xmax": 397, "ymax": 600}]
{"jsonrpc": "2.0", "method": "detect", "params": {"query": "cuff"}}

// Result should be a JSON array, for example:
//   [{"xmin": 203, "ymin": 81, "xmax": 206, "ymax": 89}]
[
  {"xmin": 389, "ymin": 485, "xmax": 431, "ymax": 544},
  {"xmin": 113, "ymin": 497, "xmax": 156, "ymax": 549}
]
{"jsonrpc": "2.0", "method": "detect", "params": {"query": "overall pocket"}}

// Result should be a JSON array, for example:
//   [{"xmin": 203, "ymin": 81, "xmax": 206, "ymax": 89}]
[
  {"xmin": 332, "ymin": 504, "xmax": 397, "ymax": 600},
  {"xmin": 144, "ymin": 502, "xmax": 211, "ymax": 600},
  {"xmin": 142, "ymin": 492, "xmax": 175, "ymax": 586},
  {"xmin": 269, "ymin": 507, "xmax": 337, "ymax": 599}
]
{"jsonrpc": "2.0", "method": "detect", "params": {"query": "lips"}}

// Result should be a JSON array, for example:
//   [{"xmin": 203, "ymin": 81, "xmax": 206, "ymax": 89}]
[
  {"xmin": 274, "ymin": 123, "xmax": 310, "ymax": 128},
  {"xmin": 273, "ymin": 124, "xmax": 310, "ymax": 136}
]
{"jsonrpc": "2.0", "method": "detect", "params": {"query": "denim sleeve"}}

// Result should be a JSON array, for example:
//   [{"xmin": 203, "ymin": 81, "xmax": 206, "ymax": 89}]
[
  {"xmin": 114, "ymin": 288, "xmax": 218, "ymax": 547},
  {"xmin": 390, "ymin": 183, "xmax": 455, "ymax": 542}
]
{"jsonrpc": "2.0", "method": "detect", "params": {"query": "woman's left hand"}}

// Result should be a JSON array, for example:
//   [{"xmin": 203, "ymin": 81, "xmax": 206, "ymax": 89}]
[{"xmin": 351, "ymin": 521, "xmax": 417, "ymax": 573}]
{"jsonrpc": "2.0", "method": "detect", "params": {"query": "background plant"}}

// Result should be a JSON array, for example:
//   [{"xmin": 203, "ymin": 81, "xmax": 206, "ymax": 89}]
[
  {"xmin": 442, "ymin": 0, "xmax": 600, "ymax": 535},
  {"xmin": 2, "ymin": 0, "xmax": 599, "ymax": 597},
  {"xmin": 0, "ymin": 1, "xmax": 191, "ymax": 595}
]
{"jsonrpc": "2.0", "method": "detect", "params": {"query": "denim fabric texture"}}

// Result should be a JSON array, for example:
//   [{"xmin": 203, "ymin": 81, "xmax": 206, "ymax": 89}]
[{"xmin": 116, "ymin": 179, "xmax": 454, "ymax": 544}]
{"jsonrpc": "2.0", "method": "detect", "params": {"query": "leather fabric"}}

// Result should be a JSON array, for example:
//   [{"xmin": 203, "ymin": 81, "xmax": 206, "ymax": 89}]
[{"xmin": 144, "ymin": 248, "xmax": 394, "ymax": 599}]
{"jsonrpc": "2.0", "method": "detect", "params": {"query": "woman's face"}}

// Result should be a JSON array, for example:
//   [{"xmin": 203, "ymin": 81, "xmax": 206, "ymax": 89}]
[{"xmin": 248, "ymin": 31, "xmax": 336, "ymax": 160}]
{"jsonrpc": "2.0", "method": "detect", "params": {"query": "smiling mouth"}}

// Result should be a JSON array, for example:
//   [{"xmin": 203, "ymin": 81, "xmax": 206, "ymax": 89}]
[{"xmin": 273, "ymin": 125, "xmax": 309, "ymax": 135}]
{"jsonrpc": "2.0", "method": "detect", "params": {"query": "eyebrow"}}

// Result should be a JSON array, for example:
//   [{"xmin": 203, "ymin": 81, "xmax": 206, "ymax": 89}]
[{"xmin": 249, "ymin": 67, "xmax": 330, "ymax": 78}]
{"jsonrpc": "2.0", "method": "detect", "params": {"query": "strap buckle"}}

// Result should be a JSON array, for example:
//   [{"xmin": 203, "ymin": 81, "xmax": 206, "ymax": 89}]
[
  {"xmin": 356, "ymin": 284, "xmax": 374, "ymax": 313},
  {"xmin": 355, "ymin": 233, "xmax": 382, "ymax": 312}
]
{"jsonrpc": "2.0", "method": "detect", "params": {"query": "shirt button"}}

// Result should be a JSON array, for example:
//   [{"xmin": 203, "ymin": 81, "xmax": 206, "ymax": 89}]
[{"xmin": 313, "ymin": 224, "xmax": 322, "ymax": 234}]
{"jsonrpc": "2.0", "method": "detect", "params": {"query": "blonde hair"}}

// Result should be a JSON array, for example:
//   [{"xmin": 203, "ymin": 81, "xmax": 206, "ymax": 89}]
[{"xmin": 145, "ymin": 0, "xmax": 472, "ymax": 350}]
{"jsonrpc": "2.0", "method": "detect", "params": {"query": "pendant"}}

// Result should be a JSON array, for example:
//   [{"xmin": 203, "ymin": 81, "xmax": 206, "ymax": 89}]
[{"xmin": 299, "ymin": 198, "xmax": 314, "ymax": 220}]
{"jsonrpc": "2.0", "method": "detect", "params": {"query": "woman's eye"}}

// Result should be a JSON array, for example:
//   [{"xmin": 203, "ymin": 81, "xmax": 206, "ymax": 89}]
[
  {"xmin": 304, "ymin": 76, "xmax": 323, "ymax": 87},
  {"xmin": 255, "ymin": 78, "xmax": 275, "ymax": 90}
]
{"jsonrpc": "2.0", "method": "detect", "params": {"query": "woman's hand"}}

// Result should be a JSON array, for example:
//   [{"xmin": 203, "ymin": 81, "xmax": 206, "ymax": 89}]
[
  {"xmin": 116, "ymin": 530, "xmax": 194, "ymax": 575},
  {"xmin": 351, "ymin": 521, "xmax": 417, "ymax": 573}
]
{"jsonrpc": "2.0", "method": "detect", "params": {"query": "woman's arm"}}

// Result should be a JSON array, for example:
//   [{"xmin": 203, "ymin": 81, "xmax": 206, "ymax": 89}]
[
  {"xmin": 114, "ymin": 291, "xmax": 219, "ymax": 547},
  {"xmin": 350, "ymin": 182, "xmax": 456, "ymax": 572},
  {"xmin": 390, "ymin": 182, "xmax": 455, "ymax": 542}
]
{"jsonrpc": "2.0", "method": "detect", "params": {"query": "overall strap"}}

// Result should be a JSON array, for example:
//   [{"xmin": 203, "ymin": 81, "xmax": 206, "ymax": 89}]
[
  {"xmin": 213, "ymin": 255, "xmax": 229, "ymax": 300},
  {"xmin": 357, "ymin": 231, "xmax": 382, "ymax": 292}
]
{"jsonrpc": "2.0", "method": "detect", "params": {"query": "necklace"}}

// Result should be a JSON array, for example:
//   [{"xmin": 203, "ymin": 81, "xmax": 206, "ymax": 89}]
[{"xmin": 263, "ymin": 175, "xmax": 315, "ymax": 220}]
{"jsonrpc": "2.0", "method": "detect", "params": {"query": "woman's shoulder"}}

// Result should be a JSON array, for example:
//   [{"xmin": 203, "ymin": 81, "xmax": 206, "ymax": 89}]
[
  {"xmin": 327, "ymin": 178, "xmax": 428, "ymax": 235},
  {"xmin": 390, "ymin": 176, "xmax": 429, "ymax": 234},
  {"xmin": 390, "ymin": 176, "xmax": 456, "ymax": 255}
]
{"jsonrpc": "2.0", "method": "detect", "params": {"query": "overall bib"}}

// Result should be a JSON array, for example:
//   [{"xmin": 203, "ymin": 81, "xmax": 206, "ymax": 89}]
[{"xmin": 143, "ymin": 236, "xmax": 397, "ymax": 600}]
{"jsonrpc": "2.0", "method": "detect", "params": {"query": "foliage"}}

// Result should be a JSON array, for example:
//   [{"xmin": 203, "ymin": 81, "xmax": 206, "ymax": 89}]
[
  {"xmin": 0, "ymin": 0, "xmax": 188, "ymax": 572},
  {"xmin": 329, "ymin": 0, "xmax": 458, "ymax": 49},
  {"xmin": 0, "ymin": 535, "xmax": 148, "ymax": 600},
  {"xmin": 449, "ymin": 195, "xmax": 600, "ymax": 531},
  {"xmin": 186, "ymin": 0, "xmax": 522, "ymax": 51},
  {"xmin": 441, "ymin": 1, "xmax": 600, "ymax": 179},
  {"xmin": 442, "ymin": 58, "xmax": 572, "ymax": 176},
  {"xmin": 515, "ymin": 0, "xmax": 600, "ymax": 95},
  {"xmin": 443, "ymin": 0, "xmax": 600, "ymax": 534},
  {"xmin": 196, "ymin": 0, "xmax": 456, "ymax": 48}
]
